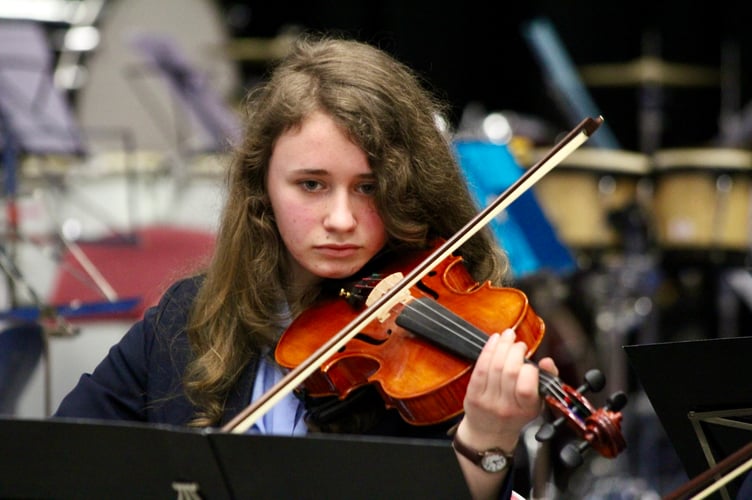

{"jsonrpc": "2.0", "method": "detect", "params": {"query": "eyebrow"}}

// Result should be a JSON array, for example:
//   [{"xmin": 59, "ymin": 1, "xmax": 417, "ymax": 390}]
[
  {"xmin": 294, "ymin": 168, "xmax": 327, "ymax": 175},
  {"xmin": 292, "ymin": 168, "xmax": 375, "ymax": 180}
]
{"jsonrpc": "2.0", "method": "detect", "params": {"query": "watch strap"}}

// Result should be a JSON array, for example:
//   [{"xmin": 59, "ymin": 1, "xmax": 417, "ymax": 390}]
[{"xmin": 451, "ymin": 433, "xmax": 513, "ymax": 472}]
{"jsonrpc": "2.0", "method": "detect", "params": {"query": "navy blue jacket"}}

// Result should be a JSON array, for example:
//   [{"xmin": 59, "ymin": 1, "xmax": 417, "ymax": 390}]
[{"xmin": 54, "ymin": 277, "xmax": 248, "ymax": 426}]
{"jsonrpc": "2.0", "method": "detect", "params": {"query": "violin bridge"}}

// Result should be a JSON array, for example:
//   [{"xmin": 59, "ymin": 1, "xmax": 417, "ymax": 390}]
[{"xmin": 365, "ymin": 272, "xmax": 411, "ymax": 321}]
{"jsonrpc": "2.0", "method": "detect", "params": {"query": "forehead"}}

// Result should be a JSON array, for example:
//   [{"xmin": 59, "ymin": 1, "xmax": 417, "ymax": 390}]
[{"xmin": 269, "ymin": 111, "xmax": 372, "ymax": 174}]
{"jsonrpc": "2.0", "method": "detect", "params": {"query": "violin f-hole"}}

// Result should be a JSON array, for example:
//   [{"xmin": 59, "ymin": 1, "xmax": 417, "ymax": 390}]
[{"xmin": 414, "ymin": 279, "xmax": 439, "ymax": 300}]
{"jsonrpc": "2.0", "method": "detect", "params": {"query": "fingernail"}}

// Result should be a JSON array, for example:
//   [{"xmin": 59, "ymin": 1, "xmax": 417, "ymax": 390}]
[{"xmin": 501, "ymin": 329, "xmax": 516, "ymax": 340}]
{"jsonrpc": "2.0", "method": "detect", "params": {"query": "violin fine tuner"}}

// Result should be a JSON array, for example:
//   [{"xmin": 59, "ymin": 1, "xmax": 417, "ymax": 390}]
[
  {"xmin": 535, "ymin": 368, "xmax": 628, "ymax": 468},
  {"xmin": 339, "ymin": 273, "xmax": 386, "ymax": 306}
]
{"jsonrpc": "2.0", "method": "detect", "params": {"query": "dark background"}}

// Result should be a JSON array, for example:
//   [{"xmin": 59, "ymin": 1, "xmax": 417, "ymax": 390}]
[
  {"xmin": 215, "ymin": 1, "xmax": 751, "ymax": 152},
  {"xmin": 213, "ymin": 1, "xmax": 752, "ymax": 352}
]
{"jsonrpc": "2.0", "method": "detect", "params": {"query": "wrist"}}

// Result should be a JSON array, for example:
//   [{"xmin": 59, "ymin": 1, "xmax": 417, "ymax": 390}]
[
  {"xmin": 452, "ymin": 432, "xmax": 514, "ymax": 473},
  {"xmin": 452, "ymin": 419, "xmax": 519, "ymax": 455}
]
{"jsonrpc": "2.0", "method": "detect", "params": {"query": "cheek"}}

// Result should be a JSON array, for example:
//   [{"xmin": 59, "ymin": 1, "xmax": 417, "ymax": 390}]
[
  {"xmin": 276, "ymin": 207, "xmax": 313, "ymax": 242},
  {"xmin": 362, "ymin": 206, "xmax": 388, "ymax": 243}
]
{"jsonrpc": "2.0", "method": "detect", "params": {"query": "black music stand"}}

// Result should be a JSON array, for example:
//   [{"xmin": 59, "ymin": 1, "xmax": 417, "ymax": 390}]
[
  {"xmin": 0, "ymin": 418, "xmax": 471, "ymax": 499},
  {"xmin": 209, "ymin": 431, "xmax": 471, "ymax": 500},
  {"xmin": 625, "ymin": 337, "xmax": 752, "ymax": 499},
  {"xmin": 0, "ymin": 417, "xmax": 228, "ymax": 499}
]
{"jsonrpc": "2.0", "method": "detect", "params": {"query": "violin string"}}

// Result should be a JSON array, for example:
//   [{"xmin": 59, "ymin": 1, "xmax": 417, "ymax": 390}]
[
  {"xmin": 410, "ymin": 299, "xmax": 486, "ymax": 349},
  {"xmin": 407, "ymin": 300, "xmax": 572, "ymax": 407},
  {"xmin": 404, "ymin": 299, "xmax": 572, "ymax": 406}
]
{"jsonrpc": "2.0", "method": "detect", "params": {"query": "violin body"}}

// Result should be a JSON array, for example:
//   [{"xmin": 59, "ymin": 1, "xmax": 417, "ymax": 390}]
[{"xmin": 275, "ymin": 251, "xmax": 545, "ymax": 425}]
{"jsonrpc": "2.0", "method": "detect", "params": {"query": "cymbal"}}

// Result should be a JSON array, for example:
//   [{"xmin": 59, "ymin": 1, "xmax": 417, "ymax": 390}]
[{"xmin": 579, "ymin": 56, "xmax": 720, "ymax": 87}]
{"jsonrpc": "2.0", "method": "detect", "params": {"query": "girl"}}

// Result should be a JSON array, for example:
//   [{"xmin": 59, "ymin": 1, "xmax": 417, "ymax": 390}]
[{"xmin": 55, "ymin": 34, "xmax": 557, "ymax": 499}]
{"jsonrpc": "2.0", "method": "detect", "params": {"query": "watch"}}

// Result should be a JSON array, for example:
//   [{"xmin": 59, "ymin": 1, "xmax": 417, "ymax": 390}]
[{"xmin": 452, "ymin": 434, "xmax": 514, "ymax": 473}]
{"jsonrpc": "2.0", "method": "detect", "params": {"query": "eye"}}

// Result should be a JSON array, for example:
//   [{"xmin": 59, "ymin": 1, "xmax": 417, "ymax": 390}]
[
  {"xmin": 299, "ymin": 179, "xmax": 324, "ymax": 192},
  {"xmin": 357, "ymin": 182, "xmax": 377, "ymax": 196}
]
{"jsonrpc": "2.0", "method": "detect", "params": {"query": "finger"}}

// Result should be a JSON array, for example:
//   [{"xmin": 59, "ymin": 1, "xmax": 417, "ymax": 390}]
[
  {"xmin": 514, "ymin": 361, "xmax": 543, "ymax": 411},
  {"xmin": 498, "ymin": 340, "xmax": 532, "ymax": 406},
  {"xmin": 537, "ymin": 356, "xmax": 558, "ymax": 377},
  {"xmin": 468, "ymin": 329, "xmax": 514, "ymax": 397}
]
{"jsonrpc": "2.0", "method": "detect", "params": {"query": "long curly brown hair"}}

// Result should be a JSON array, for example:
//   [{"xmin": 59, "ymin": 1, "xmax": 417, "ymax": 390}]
[{"xmin": 184, "ymin": 33, "xmax": 510, "ymax": 427}]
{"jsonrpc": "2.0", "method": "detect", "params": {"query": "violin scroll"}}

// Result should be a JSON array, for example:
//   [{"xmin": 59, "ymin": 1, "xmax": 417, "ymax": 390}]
[{"xmin": 535, "ymin": 368, "xmax": 628, "ymax": 468}]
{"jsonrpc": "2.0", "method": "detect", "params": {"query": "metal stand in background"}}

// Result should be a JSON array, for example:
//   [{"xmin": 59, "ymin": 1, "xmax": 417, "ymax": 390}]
[
  {"xmin": 577, "ymin": 200, "xmax": 659, "ymax": 397},
  {"xmin": 718, "ymin": 267, "xmax": 752, "ymax": 338},
  {"xmin": 0, "ymin": 239, "xmax": 139, "ymax": 414},
  {"xmin": 0, "ymin": 243, "xmax": 78, "ymax": 415},
  {"xmin": 551, "ymin": 201, "xmax": 675, "ymax": 498},
  {"xmin": 124, "ymin": 32, "xmax": 241, "ymax": 194},
  {"xmin": 0, "ymin": 20, "xmax": 138, "ymax": 291},
  {"xmin": 1, "ymin": 105, "xmax": 20, "ymax": 306},
  {"xmin": 128, "ymin": 33, "xmax": 241, "ymax": 152},
  {"xmin": 0, "ymin": 20, "xmax": 115, "ymax": 297},
  {"xmin": 0, "ymin": 20, "xmax": 138, "ymax": 415},
  {"xmin": 587, "ymin": 253, "xmax": 660, "ymax": 397}
]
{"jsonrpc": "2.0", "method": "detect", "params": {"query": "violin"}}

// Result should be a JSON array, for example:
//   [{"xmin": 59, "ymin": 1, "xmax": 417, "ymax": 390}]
[
  {"xmin": 275, "ymin": 247, "xmax": 627, "ymax": 466},
  {"xmin": 222, "ymin": 116, "xmax": 622, "ymax": 466}
]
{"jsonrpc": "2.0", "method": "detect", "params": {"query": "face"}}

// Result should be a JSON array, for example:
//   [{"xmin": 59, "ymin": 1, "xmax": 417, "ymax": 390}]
[{"xmin": 266, "ymin": 111, "xmax": 388, "ymax": 286}]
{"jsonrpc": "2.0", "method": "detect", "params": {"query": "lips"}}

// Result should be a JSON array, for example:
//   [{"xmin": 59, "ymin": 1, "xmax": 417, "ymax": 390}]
[{"xmin": 314, "ymin": 244, "xmax": 360, "ymax": 257}]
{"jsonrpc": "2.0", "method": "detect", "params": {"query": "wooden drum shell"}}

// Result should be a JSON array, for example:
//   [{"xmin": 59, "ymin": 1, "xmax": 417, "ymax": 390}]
[
  {"xmin": 652, "ymin": 148, "xmax": 752, "ymax": 252},
  {"xmin": 531, "ymin": 148, "xmax": 651, "ymax": 251}
]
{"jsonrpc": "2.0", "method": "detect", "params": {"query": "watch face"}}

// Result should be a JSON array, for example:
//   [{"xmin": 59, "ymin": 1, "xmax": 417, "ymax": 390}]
[{"xmin": 481, "ymin": 453, "xmax": 508, "ymax": 473}]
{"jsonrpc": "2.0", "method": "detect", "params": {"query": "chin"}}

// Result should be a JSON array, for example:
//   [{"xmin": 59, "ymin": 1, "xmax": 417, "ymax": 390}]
[
  {"xmin": 319, "ymin": 270, "xmax": 357, "ymax": 280},
  {"xmin": 315, "ymin": 264, "xmax": 365, "ymax": 280}
]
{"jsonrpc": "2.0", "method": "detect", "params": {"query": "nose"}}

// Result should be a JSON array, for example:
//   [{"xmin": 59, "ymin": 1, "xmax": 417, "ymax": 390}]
[{"xmin": 323, "ymin": 191, "xmax": 357, "ymax": 232}]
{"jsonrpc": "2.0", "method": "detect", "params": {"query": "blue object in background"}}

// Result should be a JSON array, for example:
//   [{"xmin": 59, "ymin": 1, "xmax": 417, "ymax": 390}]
[{"xmin": 453, "ymin": 140, "xmax": 575, "ymax": 279}]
